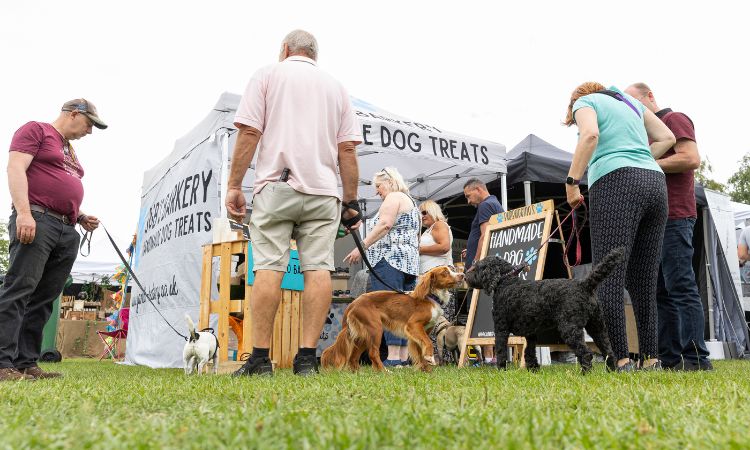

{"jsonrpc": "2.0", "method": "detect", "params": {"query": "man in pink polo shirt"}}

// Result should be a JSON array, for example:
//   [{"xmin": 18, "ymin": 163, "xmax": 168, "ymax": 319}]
[
  {"xmin": 226, "ymin": 29, "xmax": 362, "ymax": 376},
  {"xmin": 0, "ymin": 99, "xmax": 105, "ymax": 381}
]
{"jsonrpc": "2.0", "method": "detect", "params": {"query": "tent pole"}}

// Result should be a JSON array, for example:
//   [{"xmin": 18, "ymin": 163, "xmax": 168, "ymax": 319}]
[
  {"xmin": 219, "ymin": 132, "xmax": 229, "ymax": 219},
  {"xmin": 523, "ymin": 180, "xmax": 532, "ymax": 206},
  {"xmin": 703, "ymin": 207, "xmax": 716, "ymax": 340},
  {"xmin": 500, "ymin": 173, "xmax": 508, "ymax": 211},
  {"xmin": 117, "ymin": 250, "xmax": 133, "ymax": 328}
]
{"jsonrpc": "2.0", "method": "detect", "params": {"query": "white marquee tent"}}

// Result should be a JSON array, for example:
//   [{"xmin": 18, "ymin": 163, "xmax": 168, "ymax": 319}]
[{"xmin": 123, "ymin": 92, "xmax": 506, "ymax": 368}]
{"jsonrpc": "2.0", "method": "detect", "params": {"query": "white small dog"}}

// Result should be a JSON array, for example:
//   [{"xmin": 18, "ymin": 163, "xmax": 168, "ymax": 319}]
[{"xmin": 183, "ymin": 314, "xmax": 219, "ymax": 375}]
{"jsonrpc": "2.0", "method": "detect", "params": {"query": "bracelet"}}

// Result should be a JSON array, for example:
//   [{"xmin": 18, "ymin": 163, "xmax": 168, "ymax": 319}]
[{"xmin": 77, "ymin": 214, "xmax": 87, "ymax": 224}]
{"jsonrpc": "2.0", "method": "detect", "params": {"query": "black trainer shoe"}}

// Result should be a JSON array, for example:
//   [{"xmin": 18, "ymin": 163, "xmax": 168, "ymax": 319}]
[
  {"xmin": 293, "ymin": 354, "xmax": 319, "ymax": 376},
  {"xmin": 683, "ymin": 359, "xmax": 714, "ymax": 371},
  {"xmin": 661, "ymin": 360, "xmax": 683, "ymax": 371},
  {"xmin": 232, "ymin": 357, "xmax": 273, "ymax": 377}
]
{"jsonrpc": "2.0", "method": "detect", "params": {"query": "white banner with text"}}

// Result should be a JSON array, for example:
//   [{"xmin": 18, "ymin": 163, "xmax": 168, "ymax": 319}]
[{"xmin": 125, "ymin": 140, "xmax": 221, "ymax": 368}]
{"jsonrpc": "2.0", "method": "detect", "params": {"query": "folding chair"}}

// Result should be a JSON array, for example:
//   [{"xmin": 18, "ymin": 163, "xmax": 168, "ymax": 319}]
[{"xmin": 97, "ymin": 308, "xmax": 129, "ymax": 361}]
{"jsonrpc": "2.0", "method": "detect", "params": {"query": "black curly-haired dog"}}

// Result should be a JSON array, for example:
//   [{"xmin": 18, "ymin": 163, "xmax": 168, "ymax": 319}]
[{"xmin": 464, "ymin": 247, "xmax": 625, "ymax": 373}]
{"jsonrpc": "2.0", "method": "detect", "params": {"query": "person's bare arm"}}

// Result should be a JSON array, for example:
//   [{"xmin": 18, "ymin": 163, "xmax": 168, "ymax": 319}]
[
  {"xmin": 739, "ymin": 243, "xmax": 750, "ymax": 263},
  {"xmin": 362, "ymin": 193, "xmax": 400, "ymax": 248},
  {"xmin": 225, "ymin": 124, "xmax": 262, "ymax": 221},
  {"xmin": 566, "ymin": 107, "xmax": 598, "ymax": 207},
  {"xmin": 343, "ymin": 193, "xmax": 399, "ymax": 265},
  {"xmin": 567, "ymin": 107, "xmax": 598, "ymax": 179},
  {"xmin": 7, "ymin": 151, "xmax": 36, "ymax": 243},
  {"xmin": 338, "ymin": 140, "xmax": 361, "ymax": 229},
  {"xmin": 657, "ymin": 139, "xmax": 700, "ymax": 173},
  {"xmin": 475, "ymin": 221, "xmax": 490, "ymax": 261},
  {"xmin": 420, "ymin": 221, "xmax": 451, "ymax": 255},
  {"xmin": 76, "ymin": 211, "xmax": 100, "ymax": 232},
  {"xmin": 644, "ymin": 108, "xmax": 676, "ymax": 159}
]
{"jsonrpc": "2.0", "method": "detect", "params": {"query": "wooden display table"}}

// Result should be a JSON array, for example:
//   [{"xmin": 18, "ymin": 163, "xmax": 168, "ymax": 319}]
[{"xmin": 199, "ymin": 240, "xmax": 302, "ymax": 370}]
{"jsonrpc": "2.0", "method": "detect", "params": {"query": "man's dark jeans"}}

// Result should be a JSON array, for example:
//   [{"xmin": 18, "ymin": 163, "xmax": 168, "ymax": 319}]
[
  {"xmin": 656, "ymin": 217, "xmax": 710, "ymax": 366},
  {"xmin": 0, "ymin": 211, "xmax": 79, "ymax": 368}
]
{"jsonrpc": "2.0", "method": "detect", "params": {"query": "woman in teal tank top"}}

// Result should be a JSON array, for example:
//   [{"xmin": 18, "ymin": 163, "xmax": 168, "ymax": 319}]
[{"xmin": 564, "ymin": 82, "xmax": 675, "ymax": 372}]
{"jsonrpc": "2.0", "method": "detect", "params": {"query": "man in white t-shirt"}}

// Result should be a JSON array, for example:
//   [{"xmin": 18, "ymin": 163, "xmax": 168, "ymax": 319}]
[{"xmin": 226, "ymin": 30, "xmax": 362, "ymax": 377}]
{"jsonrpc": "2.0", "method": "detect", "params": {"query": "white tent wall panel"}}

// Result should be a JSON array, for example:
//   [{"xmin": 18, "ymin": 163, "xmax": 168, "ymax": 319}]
[{"xmin": 125, "ymin": 92, "xmax": 506, "ymax": 368}]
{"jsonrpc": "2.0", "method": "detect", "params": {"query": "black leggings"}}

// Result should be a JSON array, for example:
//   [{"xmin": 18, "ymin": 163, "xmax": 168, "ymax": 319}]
[{"xmin": 589, "ymin": 167, "xmax": 668, "ymax": 360}]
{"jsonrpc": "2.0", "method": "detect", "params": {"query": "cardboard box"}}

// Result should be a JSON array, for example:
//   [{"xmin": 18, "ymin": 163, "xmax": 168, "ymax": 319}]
[
  {"xmin": 212, "ymin": 218, "xmax": 249, "ymax": 243},
  {"xmin": 56, "ymin": 319, "xmax": 113, "ymax": 358}
]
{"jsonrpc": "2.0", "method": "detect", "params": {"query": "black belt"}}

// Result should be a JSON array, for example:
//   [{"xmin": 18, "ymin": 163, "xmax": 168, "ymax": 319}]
[{"xmin": 27, "ymin": 205, "xmax": 73, "ymax": 225}]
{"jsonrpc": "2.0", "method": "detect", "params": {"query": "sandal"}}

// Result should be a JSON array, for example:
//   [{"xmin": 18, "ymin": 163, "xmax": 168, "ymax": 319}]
[
  {"xmin": 616, "ymin": 360, "xmax": 636, "ymax": 373},
  {"xmin": 639, "ymin": 360, "xmax": 663, "ymax": 371}
]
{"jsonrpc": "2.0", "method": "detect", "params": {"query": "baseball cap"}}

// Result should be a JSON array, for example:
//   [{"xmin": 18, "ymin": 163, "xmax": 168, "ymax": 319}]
[{"xmin": 61, "ymin": 99, "xmax": 108, "ymax": 129}]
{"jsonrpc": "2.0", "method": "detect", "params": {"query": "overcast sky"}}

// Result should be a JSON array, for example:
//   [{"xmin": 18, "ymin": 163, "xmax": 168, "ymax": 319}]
[{"xmin": 1, "ymin": 1, "xmax": 748, "ymax": 263}]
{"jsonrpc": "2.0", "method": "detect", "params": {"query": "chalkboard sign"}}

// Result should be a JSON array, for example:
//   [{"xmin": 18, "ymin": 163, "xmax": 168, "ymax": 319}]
[{"xmin": 459, "ymin": 200, "xmax": 557, "ymax": 366}]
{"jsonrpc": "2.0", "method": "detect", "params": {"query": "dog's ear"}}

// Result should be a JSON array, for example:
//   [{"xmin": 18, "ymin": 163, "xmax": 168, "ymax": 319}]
[{"xmin": 412, "ymin": 270, "xmax": 433, "ymax": 299}]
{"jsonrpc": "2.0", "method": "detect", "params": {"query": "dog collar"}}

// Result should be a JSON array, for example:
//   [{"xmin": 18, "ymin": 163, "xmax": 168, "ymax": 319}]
[
  {"xmin": 426, "ymin": 294, "xmax": 442, "ymax": 306},
  {"xmin": 488, "ymin": 263, "xmax": 529, "ymax": 294}
]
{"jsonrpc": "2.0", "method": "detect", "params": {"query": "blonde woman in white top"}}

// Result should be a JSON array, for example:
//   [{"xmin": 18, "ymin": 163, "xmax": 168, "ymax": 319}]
[
  {"xmin": 419, "ymin": 200, "xmax": 456, "ymax": 363},
  {"xmin": 418, "ymin": 200, "xmax": 453, "ymax": 274}
]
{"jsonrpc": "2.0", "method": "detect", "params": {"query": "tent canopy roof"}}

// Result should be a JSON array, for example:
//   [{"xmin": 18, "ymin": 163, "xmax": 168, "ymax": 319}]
[
  {"xmin": 210, "ymin": 92, "xmax": 507, "ymax": 215},
  {"xmin": 505, "ymin": 134, "xmax": 585, "ymax": 185}
]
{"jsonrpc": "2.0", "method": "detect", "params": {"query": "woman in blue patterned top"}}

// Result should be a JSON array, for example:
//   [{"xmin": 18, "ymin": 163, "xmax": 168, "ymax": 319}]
[{"xmin": 344, "ymin": 167, "xmax": 420, "ymax": 366}]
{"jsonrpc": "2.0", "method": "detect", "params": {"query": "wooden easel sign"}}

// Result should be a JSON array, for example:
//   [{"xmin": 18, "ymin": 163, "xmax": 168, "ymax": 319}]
[{"xmin": 458, "ymin": 201, "xmax": 555, "ymax": 367}]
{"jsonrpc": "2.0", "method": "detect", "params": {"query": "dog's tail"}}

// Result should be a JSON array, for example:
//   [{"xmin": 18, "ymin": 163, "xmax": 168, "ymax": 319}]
[
  {"xmin": 184, "ymin": 314, "xmax": 199, "ymax": 341},
  {"xmin": 580, "ymin": 246, "xmax": 625, "ymax": 293},
  {"xmin": 321, "ymin": 311, "xmax": 354, "ymax": 369}
]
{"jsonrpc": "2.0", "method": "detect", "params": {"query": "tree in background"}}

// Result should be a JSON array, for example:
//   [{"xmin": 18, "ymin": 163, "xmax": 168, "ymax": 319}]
[
  {"xmin": 728, "ymin": 154, "xmax": 750, "ymax": 204},
  {"xmin": 695, "ymin": 157, "xmax": 727, "ymax": 193},
  {"xmin": 0, "ymin": 221, "xmax": 8, "ymax": 273}
]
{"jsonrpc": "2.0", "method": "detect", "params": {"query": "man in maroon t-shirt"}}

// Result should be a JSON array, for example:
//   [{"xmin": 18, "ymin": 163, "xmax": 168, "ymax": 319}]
[
  {"xmin": 0, "ymin": 99, "xmax": 106, "ymax": 381},
  {"xmin": 626, "ymin": 83, "xmax": 712, "ymax": 371}
]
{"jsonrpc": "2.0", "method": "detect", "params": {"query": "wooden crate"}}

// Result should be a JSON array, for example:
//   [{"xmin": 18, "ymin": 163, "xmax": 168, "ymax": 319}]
[{"xmin": 199, "ymin": 240, "xmax": 303, "ymax": 369}]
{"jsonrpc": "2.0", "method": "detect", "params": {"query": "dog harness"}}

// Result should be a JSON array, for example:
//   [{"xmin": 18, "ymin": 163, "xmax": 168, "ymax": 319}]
[
  {"xmin": 193, "ymin": 327, "xmax": 220, "ymax": 361},
  {"xmin": 432, "ymin": 316, "xmax": 451, "ymax": 337}
]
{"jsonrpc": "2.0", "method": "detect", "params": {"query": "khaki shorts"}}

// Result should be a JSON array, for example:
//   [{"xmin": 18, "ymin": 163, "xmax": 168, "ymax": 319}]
[{"xmin": 250, "ymin": 182, "xmax": 340, "ymax": 272}]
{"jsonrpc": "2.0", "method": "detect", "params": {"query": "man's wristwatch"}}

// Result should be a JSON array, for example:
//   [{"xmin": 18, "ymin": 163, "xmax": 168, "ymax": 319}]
[{"xmin": 565, "ymin": 176, "xmax": 580, "ymax": 186}]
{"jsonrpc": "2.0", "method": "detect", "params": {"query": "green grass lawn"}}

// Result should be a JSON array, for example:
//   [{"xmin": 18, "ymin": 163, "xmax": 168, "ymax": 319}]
[{"xmin": 1, "ymin": 359, "xmax": 750, "ymax": 449}]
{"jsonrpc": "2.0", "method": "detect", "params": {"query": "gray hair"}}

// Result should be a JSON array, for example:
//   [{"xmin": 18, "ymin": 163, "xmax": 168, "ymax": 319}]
[
  {"xmin": 628, "ymin": 82, "xmax": 651, "ymax": 96},
  {"xmin": 282, "ymin": 29, "xmax": 318, "ymax": 60},
  {"xmin": 463, "ymin": 178, "xmax": 487, "ymax": 191}
]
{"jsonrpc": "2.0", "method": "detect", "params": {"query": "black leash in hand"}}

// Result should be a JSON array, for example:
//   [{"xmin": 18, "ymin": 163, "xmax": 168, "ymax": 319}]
[
  {"xmin": 79, "ymin": 225, "xmax": 92, "ymax": 257},
  {"xmin": 85, "ymin": 224, "xmax": 189, "ymax": 341},
  {"xmin": 342, "ymin": 201, "xmax": 407, "ymax": 295}
]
